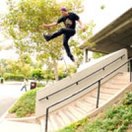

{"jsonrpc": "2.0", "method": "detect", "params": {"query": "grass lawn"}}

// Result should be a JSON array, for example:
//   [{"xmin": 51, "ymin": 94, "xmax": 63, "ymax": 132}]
[
  {"xmin": 59, "ymin": 91, "xmax": 132, "ymax": 132},
  {"xmin": 9, "ymin": 87, "xmax": 43, "ymax": 118}
]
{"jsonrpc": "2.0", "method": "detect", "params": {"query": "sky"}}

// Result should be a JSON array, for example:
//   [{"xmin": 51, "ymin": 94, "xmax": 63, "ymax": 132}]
[
  {"xmin": 0, "ymin": 0, "xmax": 132, "ymax": 60},
  {"xmin": 82, "ymin": 0, "xmax": 132, "ymax": 33}
]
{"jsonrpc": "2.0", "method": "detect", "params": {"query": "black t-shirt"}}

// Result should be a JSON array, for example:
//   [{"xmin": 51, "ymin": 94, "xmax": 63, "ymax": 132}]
[{"xmin": 57, "ymin": 12, "xmax": 79, "ymax": 29}]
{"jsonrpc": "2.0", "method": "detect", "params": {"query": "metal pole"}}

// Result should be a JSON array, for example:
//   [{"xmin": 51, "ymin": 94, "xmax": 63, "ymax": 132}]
[
  {"xmin": 45, "ymin": 108, "xmax": 49, "ymax": 132},
  {"xmin": 96, "ymin": 80, "xmax": 101, "ymax": 108},
  {"xmin": 130, "ymin": 59, "xmax": 132, "ymax": 82}
]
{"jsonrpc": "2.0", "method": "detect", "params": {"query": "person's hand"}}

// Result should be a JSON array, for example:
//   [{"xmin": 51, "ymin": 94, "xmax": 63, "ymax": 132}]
[
  {"xmin": 40, "ymin": 23, "xmax": 48, "ymax": 28},
  {"xmin": 42, "ymin": 23, "xmax": 48, "ymax": 28},
  {"xmin": 39, "ymin": 23, "xmax": 50, "ymax": 30}
]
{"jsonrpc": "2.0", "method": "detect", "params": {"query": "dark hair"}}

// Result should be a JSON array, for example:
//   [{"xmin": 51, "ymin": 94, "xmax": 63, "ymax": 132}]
[{"xmin": 61, "ymin": 7, "xmax": 67, "ymax": 12}]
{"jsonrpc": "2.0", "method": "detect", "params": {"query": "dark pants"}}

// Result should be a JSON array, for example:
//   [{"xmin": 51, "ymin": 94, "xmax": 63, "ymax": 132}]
[
  {"xmin": 20, "ymin": 85, "xmax": 27, "ymax": 92},
  {"xmin": 48, "ymin": 28, "xmax": 75, "ymax": 60}
]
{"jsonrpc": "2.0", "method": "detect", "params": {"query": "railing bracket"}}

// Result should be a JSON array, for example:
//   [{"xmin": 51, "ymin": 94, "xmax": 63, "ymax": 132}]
[
  {"xmin": 46, "ymin": 96, "xmax": 49, "ymax": 100},
  {"xmin": 76, "ymin": 82, "xmax": 79, "ymax": 85}
]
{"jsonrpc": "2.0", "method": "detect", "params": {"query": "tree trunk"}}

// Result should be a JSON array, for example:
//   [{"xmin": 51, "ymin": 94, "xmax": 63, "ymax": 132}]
[{"xmin": 53, "ymin": 58, "xmax": 59, "ymax": 81}]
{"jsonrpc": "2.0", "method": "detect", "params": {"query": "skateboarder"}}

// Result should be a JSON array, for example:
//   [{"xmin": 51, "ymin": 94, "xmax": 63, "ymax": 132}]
[{"xmin": 42, "ymin": 7, "xmax": 85, "ymax": 62}]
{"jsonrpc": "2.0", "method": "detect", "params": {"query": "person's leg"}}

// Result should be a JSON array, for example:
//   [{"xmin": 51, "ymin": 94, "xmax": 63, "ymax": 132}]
[
  {"xmin": 63, "ymin": 34, "xmax": 75, "ymax": 62},
  {"xmin": 24, "ymin": 86, "xmax": 27, "ymax": 92},
  {"xmin": 44, "ymin": 28, "xmax": 75, "ymax": 41},
  {"xmin": 20, "ymin": 86, "xmax": 24, "ymax": 91}
]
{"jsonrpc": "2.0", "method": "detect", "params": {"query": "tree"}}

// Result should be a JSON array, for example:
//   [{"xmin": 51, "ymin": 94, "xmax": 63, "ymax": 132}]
[
  {"xmin": 1, "ymin": 0, "xmax": 84, "ymax": 80},
  {"xmin": 4, "ymin": 59, "xmax": 32, "ymax": 78},
  {"xmin": 31, "ymin": 68, "xmax": 44, "ymax": 80}
]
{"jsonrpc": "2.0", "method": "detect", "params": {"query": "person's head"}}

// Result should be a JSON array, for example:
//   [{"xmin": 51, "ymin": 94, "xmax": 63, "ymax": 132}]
[{"xmin": 60, "ymin": 7, "xmax": 69, "ymax": 16}]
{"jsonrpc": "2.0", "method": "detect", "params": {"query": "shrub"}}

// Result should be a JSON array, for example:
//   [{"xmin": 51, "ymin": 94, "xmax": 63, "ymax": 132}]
[
  {"xmin": 4, "ymin": 73, "xmax": 24, "ymax": 81},
  {"xmin": 9, "ymin": 87, "xmax": 43, "ymax": 117},
  {"xmin": 31, "ymin": 69, "xmax": 44, "ymax": 80},
  {"xmin": 37, "ymin": 82, "xmax": 45, "ymax": 87}
]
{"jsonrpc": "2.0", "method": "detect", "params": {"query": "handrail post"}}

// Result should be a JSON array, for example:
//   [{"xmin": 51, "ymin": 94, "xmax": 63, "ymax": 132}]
[
  {"xmin": 45, "ymin": 108, "xmax": 49, "ymax": 132},
  {"xmin": 96, "ymin": 80, "xmax": 101, "ymax": 108}
]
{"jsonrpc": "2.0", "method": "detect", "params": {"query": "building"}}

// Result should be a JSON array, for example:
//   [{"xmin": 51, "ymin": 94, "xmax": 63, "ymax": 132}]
[{"xmin": 80, "ymin": 8, "xmax": 132, "ymax": 63}]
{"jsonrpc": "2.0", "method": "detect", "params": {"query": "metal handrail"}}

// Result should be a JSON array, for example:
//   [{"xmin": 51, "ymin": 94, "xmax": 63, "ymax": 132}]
[
  {"xmin": 39, "ymin": 54, "xmax": 125, "ymax": 101},
  {"xmin": 44, "ymin": 57, "xmax": 132, "ymax": 132}
]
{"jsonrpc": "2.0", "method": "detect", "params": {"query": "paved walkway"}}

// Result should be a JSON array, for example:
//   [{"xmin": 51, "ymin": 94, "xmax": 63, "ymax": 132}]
[
  {"xmin": 0, "ymin": 120, "xmax": 41, "ymax": 132},
  {"xmin": 0, "ymin": 82, "xmax": 23, "ymax": 117},
  {"xmin": 0, "ymin": 82, "xmax": 42, "ymax": 132}
]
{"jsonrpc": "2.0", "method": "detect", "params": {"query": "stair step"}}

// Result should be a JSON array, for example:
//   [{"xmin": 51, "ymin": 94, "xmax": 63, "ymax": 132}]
[
  {"xmin": 49, "ymin": 114, "xmax": 59, "ymax": 130},
  {"xmin": 110, "ymin": 82, "xmax": 129, "ymax": 86},
  {"xmin": 84, "ymin": 97, "xmax": 96, "ymax": 105},
  {"xmin": 85, "ymin": 96, "xmax": 105, "ymax": 104},
  {"xmin": 74, "ymin": 104, "xmax": 88, "ymax": 115},
  {"xmin": 53, "ymin": 112, "xmax": 66, "ymax": 128},
  {"xmin": 102, "ymin": 83, "xmax": 126, "ymax": 90},
  {"xmin": 109, "ymin": 79, "xmax": 129, "ymax": 83},
  {"xmin": 56, "ymin": 110, "xmax": 71, "ymax": 125},
  {"xmin": 102, "ymin": 87, "xmax": 121, "ymax": 91},
  {"xmin": 102, "ymin": 85, "xmax": 122, "ymax": 90},
  {"xmin": 64, "ymin": 108, "xmax": 78, "ymax": 121},
  {"xmin": 91, "ymin": 93, "xmax": 112, "ymax": 100},
  {"xmin": 100, "ymin": 88, "xmax": 120, "ymax": 94},
  {"xmin": 76, "ymin": 100, "xmax": 95, "ymax": 112},
  {"xmin": 67, "ymin": 105, "xmax": 84, "ymax": 120}
]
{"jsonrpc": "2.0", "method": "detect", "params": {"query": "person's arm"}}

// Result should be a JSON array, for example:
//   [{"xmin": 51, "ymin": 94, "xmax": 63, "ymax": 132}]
[
  {"xmin": 42, "ymin": 16, "xmax": 64, "ymax": 29},
  {"xmin": 42, "ymin": 22, "xmax": 58, "ymax": 28},
  {"xmin": 77, "ymin": 19, "xmax": 85, "ymax": 32}
]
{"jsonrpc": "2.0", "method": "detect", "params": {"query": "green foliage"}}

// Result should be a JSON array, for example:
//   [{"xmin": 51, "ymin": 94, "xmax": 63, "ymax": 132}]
[
  {"xmin": 19, "ymin": 54, "xmax": 32, "ymax": 64},
  {"xmin": 1, "ymin": 0, "xmax": 85, "ymax": 81},
  {"xmin": 43, "ymin": 69, "xmax": 55, "ymax": 81},
  {"xmin": 58, "ymin": 65, "xmax": 77, "ymax": 80},
  {"xmin": 123, "ymin": 92, "xmax": 132, "ymax": 105},
  {"xmin": 31, "ymin": 68, "xmax": 44, "ymax": 80},
  {"xmin": 59, "ymin": 92, "xmax": 132, "ymax": 132},
  {"xmin": 4, "ymin": 59, "xmax": 33, "ymax": 79},
  {"xmin": 36, "ymin": 82, "xmax": 45, "ymax": 87},
  {"xmin": 0, "ymin": 59, "xmax": 5, "ymax": 76},
  {"xmin": 4, "ymin": 73, "xmax": 24, "ymax": 81},
  {"xmin": 93, "ymin": 52, "xmax": 105, "ymax": 59},
  {"xmin": 9, "ymin": 87, "xmax": 42, "ymax": 117}
]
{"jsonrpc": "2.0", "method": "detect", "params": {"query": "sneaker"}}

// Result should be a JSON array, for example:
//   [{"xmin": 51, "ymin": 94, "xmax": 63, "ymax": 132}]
[{"xmin": 43, "ymin": 34, "xmax": 51, "ymax": 41}]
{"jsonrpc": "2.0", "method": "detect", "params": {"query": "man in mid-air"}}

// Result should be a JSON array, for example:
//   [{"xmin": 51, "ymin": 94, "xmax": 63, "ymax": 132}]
[{"xmin": 42, "ymin": 7, "xmax": 85, "ymax": 62}]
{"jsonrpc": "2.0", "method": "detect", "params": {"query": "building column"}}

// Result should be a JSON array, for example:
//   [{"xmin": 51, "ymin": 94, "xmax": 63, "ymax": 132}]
[{"xmin": 83, "ymin": 48, "xmax": 89, "ymax": 63}]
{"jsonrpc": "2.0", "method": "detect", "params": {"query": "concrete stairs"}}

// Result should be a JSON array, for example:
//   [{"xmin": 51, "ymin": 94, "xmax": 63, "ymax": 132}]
[
  {"xmin": 0, "ymin": 72, "xmax": 131, "ymax": 132},
  {"xmin": 39, "ymin": 72, "xmax": 131, "ymax": 132}
]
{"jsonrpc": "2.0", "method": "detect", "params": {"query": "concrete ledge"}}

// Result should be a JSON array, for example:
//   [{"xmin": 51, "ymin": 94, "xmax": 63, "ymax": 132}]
[{"xmin": 6, "ymin": 116, "xmax": 39, "ymax": 124}]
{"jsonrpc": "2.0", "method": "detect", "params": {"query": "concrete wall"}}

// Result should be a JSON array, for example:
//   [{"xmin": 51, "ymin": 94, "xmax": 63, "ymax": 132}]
[{"xmin": 36, "ymin": 49, "xmax": 128, "ymax": 117}]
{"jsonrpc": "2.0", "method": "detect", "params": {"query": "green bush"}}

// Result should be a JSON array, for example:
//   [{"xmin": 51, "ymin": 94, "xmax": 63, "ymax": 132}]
[
  {"xmin": 93, "ymin": 52, "xmax": 105, "ymax": 59},
  {"xmin": 37, "ymin": 82, "xmax": 45, "ymax": 87},
  {"xmin": 31, "ymin": 69, "xmax": 44, "ymax": 80},
  {"xmin": 9, "ymin": 87, "xmax": 42, "ymax": 117},
  {"xmin": 4, "ymin": 73, "xmax": 24, "ymax": 81}
]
